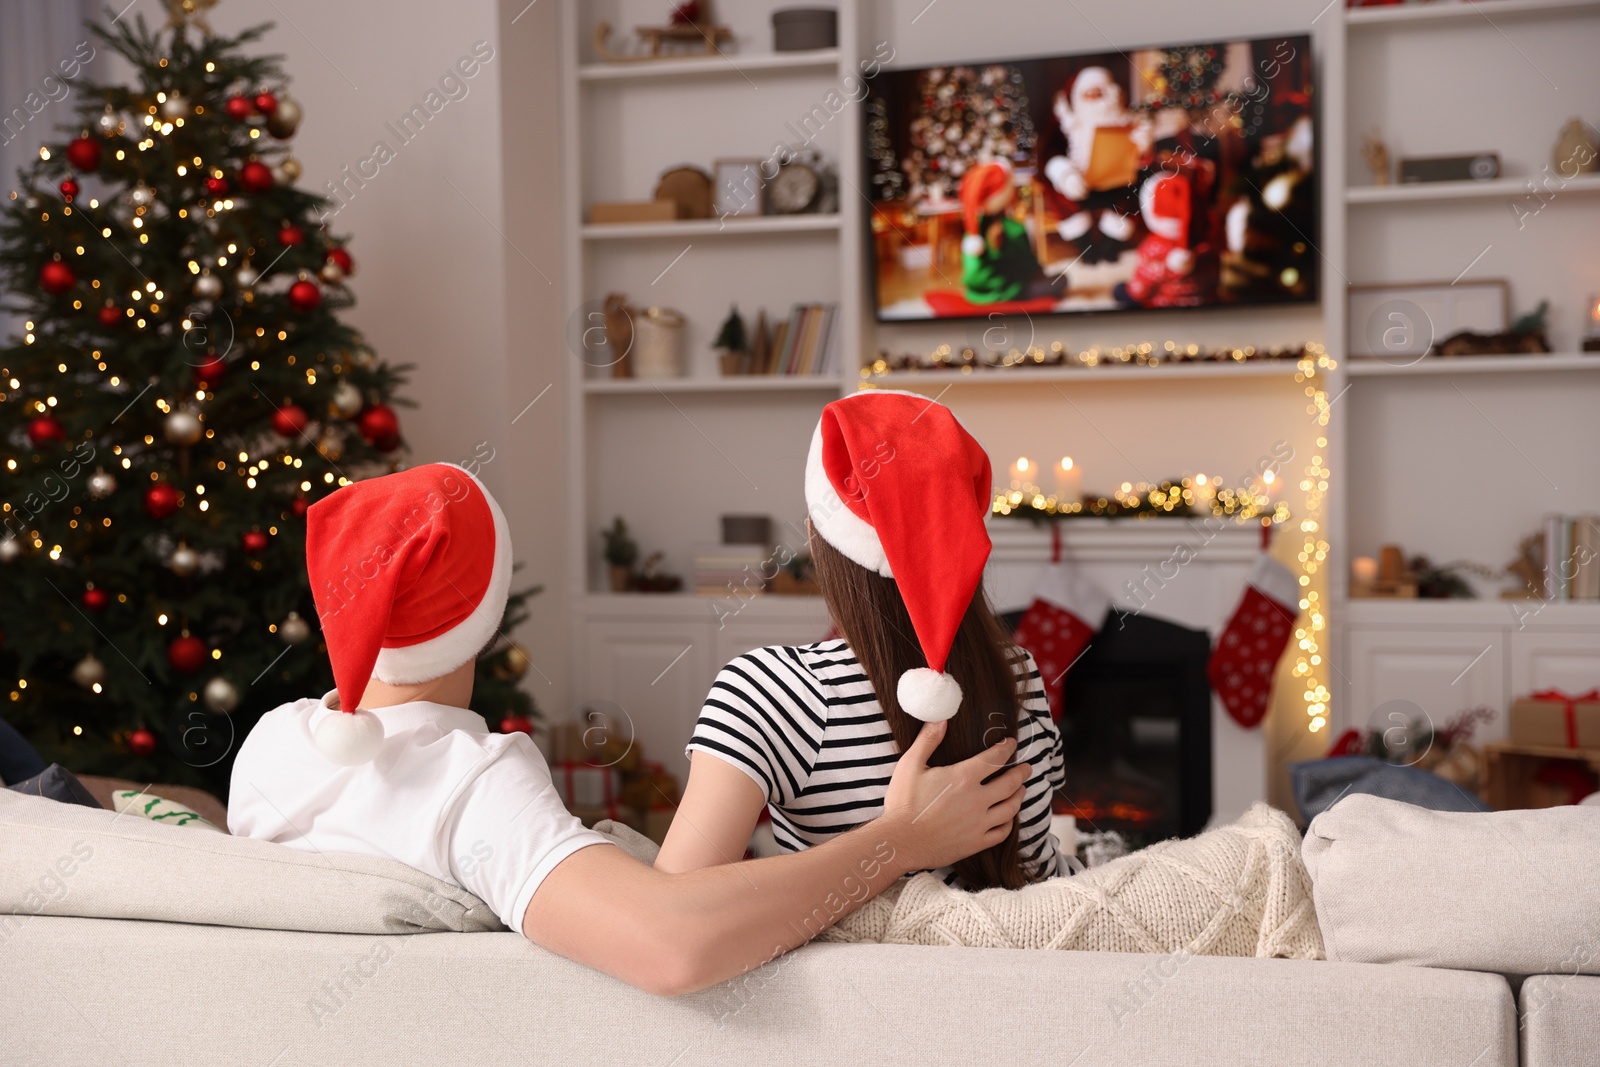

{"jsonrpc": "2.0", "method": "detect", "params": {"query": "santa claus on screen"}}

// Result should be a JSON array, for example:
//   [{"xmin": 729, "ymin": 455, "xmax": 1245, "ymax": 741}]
[{"xmin": 1039, "ymin": 66, "xmax": 1153, "ymax": 262}]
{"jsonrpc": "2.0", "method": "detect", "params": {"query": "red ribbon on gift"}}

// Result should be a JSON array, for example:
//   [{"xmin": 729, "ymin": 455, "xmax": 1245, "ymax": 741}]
[
  {"xmin": 1529, "ymin": 688, "xmax": 1600, "ymax": 748},
  {"xmin": 556, "ymin": 761, "xmax": 618, "ymax": 811}
]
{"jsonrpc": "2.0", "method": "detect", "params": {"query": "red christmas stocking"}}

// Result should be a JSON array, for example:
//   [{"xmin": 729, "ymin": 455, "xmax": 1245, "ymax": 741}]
[
  {"xmin": 1208, "ymin": 552, "xmax": 1300, "ymax": 729},
  {"xmin": 1010, "ymin": 564, "xmax": 1110, "ymax": 720}
]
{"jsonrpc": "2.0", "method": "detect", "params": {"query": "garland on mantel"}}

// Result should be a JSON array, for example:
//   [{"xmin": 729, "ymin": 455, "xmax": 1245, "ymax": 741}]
[
  {"xmin": 862, "ymin": 341, "xmax": 1330, "ymax": 378},
  {"xmin": 992, "ymin": 476, "xmax": 1292, "ymax": 526}
]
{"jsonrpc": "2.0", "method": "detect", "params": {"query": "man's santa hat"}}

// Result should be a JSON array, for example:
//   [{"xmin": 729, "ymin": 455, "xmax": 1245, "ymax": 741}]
[
  {"xmin": 805, "ymin": 391, "xmax": 992, "ymax": 723},
  {"xmin": 305, "ymin": 463, "xmax": 512, "ymax": 764},
  {"xmin": 959, "ymin": 160, "xmax": 1014, "ymax": 259}
]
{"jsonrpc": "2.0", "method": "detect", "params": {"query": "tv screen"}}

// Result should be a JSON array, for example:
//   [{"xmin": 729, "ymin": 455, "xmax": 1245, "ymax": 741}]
[{"xmin": 862, "ymin": 36, "xmax": 1315, "ymax": 321}]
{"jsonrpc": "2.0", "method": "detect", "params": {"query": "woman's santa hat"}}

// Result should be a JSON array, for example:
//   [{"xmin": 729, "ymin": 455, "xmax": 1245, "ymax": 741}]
[
  {"xmin": 304, "ymin": 463, "xmax": 512, "ymax": 764},
  {"xmin": 805, "ymin": 391, "xmax": 993, "ymax": 723},
  {"xmin": 959, "ymin": 160, "xmax": 1014, "ymax": 259}
]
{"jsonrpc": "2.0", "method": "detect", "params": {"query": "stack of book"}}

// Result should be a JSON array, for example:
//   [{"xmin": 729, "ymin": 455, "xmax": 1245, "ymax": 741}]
[
  {"xmin": 1543, "ymin": 514, "xmax": 1600, "ymax": 600},
  {"xmin": 692, "ymin": 542, "xmax": 769, "ymax": 595},
  {"xmin": 754, "ymin": 302, "xmax": 839, "ymax": 377}
]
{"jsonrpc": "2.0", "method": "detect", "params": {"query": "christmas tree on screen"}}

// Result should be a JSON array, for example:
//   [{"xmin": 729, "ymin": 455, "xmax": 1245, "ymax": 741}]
[
  {"xmin": 0, "ymin": 13, "xmax": 536, "ymax": 795},
  {"xmin": 900, "ymin": 65, "xmax": 1036, "ymax": 208}
]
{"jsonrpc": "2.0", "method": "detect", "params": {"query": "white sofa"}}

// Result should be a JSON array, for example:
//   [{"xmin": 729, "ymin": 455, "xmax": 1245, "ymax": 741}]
[{"xmin": 4, "ymin": 789, "xmax": 1594, "ymax": 1066}]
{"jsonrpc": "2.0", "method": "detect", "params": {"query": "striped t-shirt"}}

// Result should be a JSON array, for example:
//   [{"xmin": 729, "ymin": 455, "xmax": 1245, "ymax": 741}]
[{"xmin": 687, "ymin": 639, "xmax": 1068, "ymax": 887}]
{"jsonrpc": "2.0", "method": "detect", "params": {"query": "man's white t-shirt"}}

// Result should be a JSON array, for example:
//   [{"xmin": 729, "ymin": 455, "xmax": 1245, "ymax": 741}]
[{"xmin": 228, "ymin": 693, "xmax": 609, "ymax": 930}]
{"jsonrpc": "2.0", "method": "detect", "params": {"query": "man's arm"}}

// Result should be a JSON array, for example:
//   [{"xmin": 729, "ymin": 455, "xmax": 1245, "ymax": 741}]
[{"xmin": 523, "ymin": 721, "xmax": 1026, "ymax": 996}]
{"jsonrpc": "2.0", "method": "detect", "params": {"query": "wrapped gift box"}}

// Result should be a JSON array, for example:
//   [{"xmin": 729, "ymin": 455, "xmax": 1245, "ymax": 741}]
[
  {"xmin": 552, "ymin": 762, "xmax": 621, "ymax": 810},
  {"xmin": 1509, "ymin": 689, "xmax": 1600, "ymax": 749}
]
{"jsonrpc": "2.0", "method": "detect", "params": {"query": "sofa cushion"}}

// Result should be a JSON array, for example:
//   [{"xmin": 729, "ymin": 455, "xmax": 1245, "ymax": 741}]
[
  {"xmin": 110, "ymin": 788, "xmax": 223, "ymax": 831},
  {"xmin": 2, "ymin": 916, "xmax": 1517, "ymax": 1067},
  {"xmin": 1520, "ymin": 973, "xmax": 1600, "ymax": 1067},
  {"xmin": 7, "ymin": 763, "xmax": 102, "ymax": 808},
  {"xmin": 0, "ymin": 787, "xmax": 502, "ymax": 935},
  {"xmin": 1303, "ymin": 794, "xmax": 1600, "ymax": 975}
]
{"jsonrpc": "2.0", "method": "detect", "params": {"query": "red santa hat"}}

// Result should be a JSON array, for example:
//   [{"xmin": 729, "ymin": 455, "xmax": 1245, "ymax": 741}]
[
  {"xmin": 304, "ymin": 463, "xmax": 511, "ymax": 764},
  {"xmin": 805, "ymin": 390, "xmax": 993, "ymax": 723},
  {"xmin": 959, "ymin": 160, "xmax": 1013, "ymax": 258}
]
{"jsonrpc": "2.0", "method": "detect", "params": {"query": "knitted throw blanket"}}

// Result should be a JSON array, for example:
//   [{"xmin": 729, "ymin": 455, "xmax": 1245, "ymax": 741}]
[{"xmin": 821, "ymin": 803, "xmax": 1324, "ymax": 959}]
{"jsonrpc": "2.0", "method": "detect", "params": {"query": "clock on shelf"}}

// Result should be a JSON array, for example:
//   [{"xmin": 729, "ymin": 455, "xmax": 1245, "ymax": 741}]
[{"xmin": 767, "ymin": 148, "xmax": 837, "ymax": 215}]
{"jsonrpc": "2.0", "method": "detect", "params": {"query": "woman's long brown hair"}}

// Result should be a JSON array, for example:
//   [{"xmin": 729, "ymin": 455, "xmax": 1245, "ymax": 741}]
[{"xmin": 810, "ymin": 530, "xmax": 1029, "ymax": 890}]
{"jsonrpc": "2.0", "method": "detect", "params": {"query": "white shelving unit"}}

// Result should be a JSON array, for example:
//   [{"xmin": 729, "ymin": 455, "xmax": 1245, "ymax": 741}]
[{"xmin": 1326, "ymin": 0, "xmax": 1600, "ymax": 744}]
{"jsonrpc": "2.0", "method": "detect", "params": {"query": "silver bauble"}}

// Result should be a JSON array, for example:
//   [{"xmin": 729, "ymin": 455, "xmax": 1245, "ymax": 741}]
[
  {"xmin": 266, "ymin": 96, "xmax": 302, "ymax": 138},
  {"xmin": 96, "ymin": 107, "xmax": 121, "ymax": 137},
  {"xmin": 160, "ymin": 93, "xmax": 189, "ymax": 120},
  {"xmin": 316, "ymin": 430, "xmax": 343, "ymax": 462},
  {"xmin": 330, "ymin": 381, "xmax": 363, "ymax": 418},
  {"xmin": 278, "ymin": 611, "xmax": 311, "ymax": 645},
  {"xmin": 193, "ymin": 272, "xmax": 223, "ymax": 300},
  {"xmin": 202, "ymin": 675, "xmax": 240, "ymax": 714},
  {"xmin": 0, "ymin": 537, "xmax": 22, "ymax": 563},
  {"xmin": 319, "ymin": 261, "xmax": 345, "ymax": 286},
  {"xmin": 163, "ymin": 409, "xmax": 203, "ymax": 446},
  {"xmin": 168, "ymin": 543, "xmax": 201, "ymax": 577},
  {"xmin": 72, "ymin": 654, "xmax": 106, "ymax": 689},
  {"xmin": 236, "ymin": 264, "xmax": 259, "ymax": 289},
  {"xmin": 272, "ymin": 165, "xmax": 294, "ymax": 187},
  {"xmin": 87, "ymin": 469, "xmax": 118, "ymax": 499},
  {"xmin": 23, "ymin": 196, "xmax": 39, "ymax": 210},
  {"xmin": 128, "ymin": 183, "xmax": 155, "ymax": 208}
]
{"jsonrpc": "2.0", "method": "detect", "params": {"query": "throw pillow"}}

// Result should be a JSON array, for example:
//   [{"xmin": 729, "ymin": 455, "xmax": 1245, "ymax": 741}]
[
  {"xmin": 111, "ymin": 789, "xmax": 223, "ymax": 831},
  {"xmin": 7, "ymin": 764, "xmax": 102, "ymax": 809},
  {"xmin": 823, "ymin": 802, "xmax": 1324, "ymax": 959},
  {"xmin": 1290, "ymin": 755, "xmax": 1490, "ymax": 822}
]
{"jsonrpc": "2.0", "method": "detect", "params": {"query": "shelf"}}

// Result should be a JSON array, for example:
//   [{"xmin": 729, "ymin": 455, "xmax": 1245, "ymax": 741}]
[
  {"xmin": 1344, "ymin": 353, "xmax": 1600, "ymax": 376},
  {"xmin": 582, "ymin": 215, "xmax": 841, "ymax": 241},
  {"xmin": 578, "ymin": 49, "xmax": 840, "ymax": 82},
  {"xmin": 578, "ymin": 592, "xmax": 828, "ymax": 621},
  {"xmin": 1347, "ymin": 174, "xmax": 1600, "ymax": 205},
  {"xmin": 1347, "ymin": 0, "xmax": 1600, "ymax": 28},
  {"xmin": 1338, "ymin": 597, "xmax": 1600, "ymax": 628},
  {"xmin": 583, "ymin": 375, "xmax": 842, "ymax": 395},
  {"xmin": 859, "ymin": 360, "xmax": 1310, "ymax": 387}
]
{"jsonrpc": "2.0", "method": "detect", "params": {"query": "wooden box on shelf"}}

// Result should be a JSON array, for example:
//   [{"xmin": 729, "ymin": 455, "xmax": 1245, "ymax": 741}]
[
  {"xmin": 590, "ymin": 200, "xmax": 680, "ymax": 225},
  {"xmin": 1480, "ymin": 740, "xmax": 1600, "ymax": 811}
]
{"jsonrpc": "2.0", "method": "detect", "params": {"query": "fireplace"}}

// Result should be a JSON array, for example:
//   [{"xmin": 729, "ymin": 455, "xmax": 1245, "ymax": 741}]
[
  {"xmin": 1055, "ymin": 611, "xmax": 1213, "ymax": 843},
  {"xmin": 1006, "ymin": 606, "xmax": 1214, "ymax": 845}
]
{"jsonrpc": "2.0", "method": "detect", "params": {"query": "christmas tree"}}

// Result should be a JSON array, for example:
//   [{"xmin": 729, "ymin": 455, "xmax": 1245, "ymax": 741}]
[
  {"xmin": 0, "ymin": 13, "xmax": 426, "ymax": 795},
  {"xmin": 897, "ymin": 65, "xmax": 1036, "ymax": 209}
]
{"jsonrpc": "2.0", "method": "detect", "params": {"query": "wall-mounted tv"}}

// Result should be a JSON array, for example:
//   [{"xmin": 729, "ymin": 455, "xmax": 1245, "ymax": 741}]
[{"xmin": 862, "ymin": 35, "xmax": 1315, "ymax": 321}]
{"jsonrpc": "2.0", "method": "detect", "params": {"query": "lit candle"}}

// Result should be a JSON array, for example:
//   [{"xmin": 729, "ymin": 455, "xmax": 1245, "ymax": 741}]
[
  {"xmin": 1010, "ymin": 456, "xmax": 1033, "ymax": 487},
  {"xmin": 1352, "ymin": 556, "xmax": 1378, "ymax": 594},
  {"xmin": 1053, "ymin": 456, "xmax": 1081, "ymax": 505},
  {"xmin": 1586, "ymin": 292, "xmax": 1600, "ymax": 350}
]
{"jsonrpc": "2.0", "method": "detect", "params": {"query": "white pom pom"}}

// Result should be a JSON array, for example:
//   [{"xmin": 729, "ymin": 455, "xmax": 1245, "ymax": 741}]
[
  {"xmin": 314, "ymin": 709, "xmax": 384, "ymax": 765},
  {"xmin": 960, "ymin": 233, "xmax": 986, "ymax": 258},
  {"xmin": 897, "ymin": 668, "xmax": 963, "ymax": 723}
]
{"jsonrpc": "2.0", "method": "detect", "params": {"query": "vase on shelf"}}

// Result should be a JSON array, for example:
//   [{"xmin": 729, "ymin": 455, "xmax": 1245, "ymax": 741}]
[{"xmin": 633, "ymin": 306, "xmax": 686, "ymax": 378}]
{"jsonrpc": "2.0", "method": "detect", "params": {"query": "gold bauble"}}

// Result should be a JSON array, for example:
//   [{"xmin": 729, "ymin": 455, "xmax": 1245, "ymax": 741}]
[{"xmin": 490, "ymin": 643, "xmax": 530, "ymax": 681}]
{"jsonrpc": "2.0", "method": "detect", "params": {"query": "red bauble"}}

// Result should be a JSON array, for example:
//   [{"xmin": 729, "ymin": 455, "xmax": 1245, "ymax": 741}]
[
  {"xmin": 253, "ymin": 91, "xmax": 279, "ymax": 115},
  {"xmin": 167, "ymin": 635, "xmax": 207, "ymax": 674},
  {"xmin": 241, "ymin": 530, "xmax": 270, "ymax": 554},
  {"xmin": 291, "ymin": 496, "xmax": 310, "ymax": 518},
  {"xmin": 286, "ymin": 278, "xmax": 321, "ymax": 313},
  {"xmin": 499, "ymin": 716, "xmax": 534, "ymax": 736},
  {"xmin": 82, "ymin": 587, "xmax": 110, "ymax": 612},
  {"xmin": 326, "ymin": 247, "xmax": 355, "ymax": 275},
  {"xmin": 65, "ymin": 136, "xmax": 101, "ymax": 172},
  {"xmin": 26, "ymin": 414, "xmax": 66, "ymax": 446},
  {"xmin": 357, "ymin": 405, "xmax": 401, "ymax": 452},
  {"xmin": 205, "ymin": 175, "xmax": 230, "ymax": 197},
  {"xmin": 127, "ymin": 728, "xmax": 159, "ymax": 757},
  {"xmin": 59, "ymin": 178, "xmax": 80, "ymax": 201},
  {"xmin": 193, "ymin": 355, "xmax": 227, "ymax": 385},
  {"xmin": 278, "ymin": 224, "xmax": 305, "ymax": 246},
  {"xmin": 143, "ymin": 483, "xmax": 181, "ymax": 518},
  {"xmin": 238, "ymin": 161, "xmax": 274, "ymax": 194},
  {"xmin": 271, "ymin": 404, "xmax": 309, "ymax": 437},
  {"xmin": 97, "ymin": 304, "xmax": 122, "ymax": 327},
  {"xmin": 225, "ymin": 95, "xmax": 255, "ymax": 120},
  {"xmin": 39, "ymin": 261, "xmax": 76, "ymax": 295}
]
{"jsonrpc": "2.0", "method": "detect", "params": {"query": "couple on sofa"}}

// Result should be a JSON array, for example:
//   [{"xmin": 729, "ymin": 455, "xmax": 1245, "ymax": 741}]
[{"xmin": 228, "ymin": 391, "xmax": 1068, "ymax": 995}]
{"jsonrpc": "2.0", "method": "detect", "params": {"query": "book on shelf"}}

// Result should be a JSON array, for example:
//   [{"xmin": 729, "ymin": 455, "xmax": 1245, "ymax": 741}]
[
  {"xmin": 1543, "ymin": 514, "xmax": 1600, "ymax": 601},
  {"xmin": 691, "ymin": 542, "xmax": 770, "ymax": 595},
  {"xmin": 769, "ymin": 302, "xmax": 838, "ymax": 378}
]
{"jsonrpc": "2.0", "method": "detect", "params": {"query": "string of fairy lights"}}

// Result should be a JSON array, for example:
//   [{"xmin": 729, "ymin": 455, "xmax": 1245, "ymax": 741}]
[{"xmin": 1294, "ymin": 348, "xmax": 1334, "ymax": 734}]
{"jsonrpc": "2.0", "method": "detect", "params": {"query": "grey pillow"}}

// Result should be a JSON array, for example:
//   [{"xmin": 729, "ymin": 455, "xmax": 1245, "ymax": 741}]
[
  {"xmin": 1304, "ymin": 793, "xmax": 1600, "ymax": 975},
  {"xmin": 1290, "ymin": 755, "xmax": 1489, "ymax": 821},
  {"xmin": 7, "ymin": 764, "xmax": 103, "ymax": 809}
]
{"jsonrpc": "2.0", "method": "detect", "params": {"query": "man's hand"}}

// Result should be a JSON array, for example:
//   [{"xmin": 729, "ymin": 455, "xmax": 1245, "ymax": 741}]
[{"xmin": 879, "ymin": 720, "xmax": 1029, "ymax": 873}]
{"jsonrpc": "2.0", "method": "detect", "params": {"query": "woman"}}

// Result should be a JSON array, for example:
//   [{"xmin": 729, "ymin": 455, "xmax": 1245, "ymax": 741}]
[{"xmin": 657, "ymin": 391, "xmax": 1067, "ymax": 889}]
